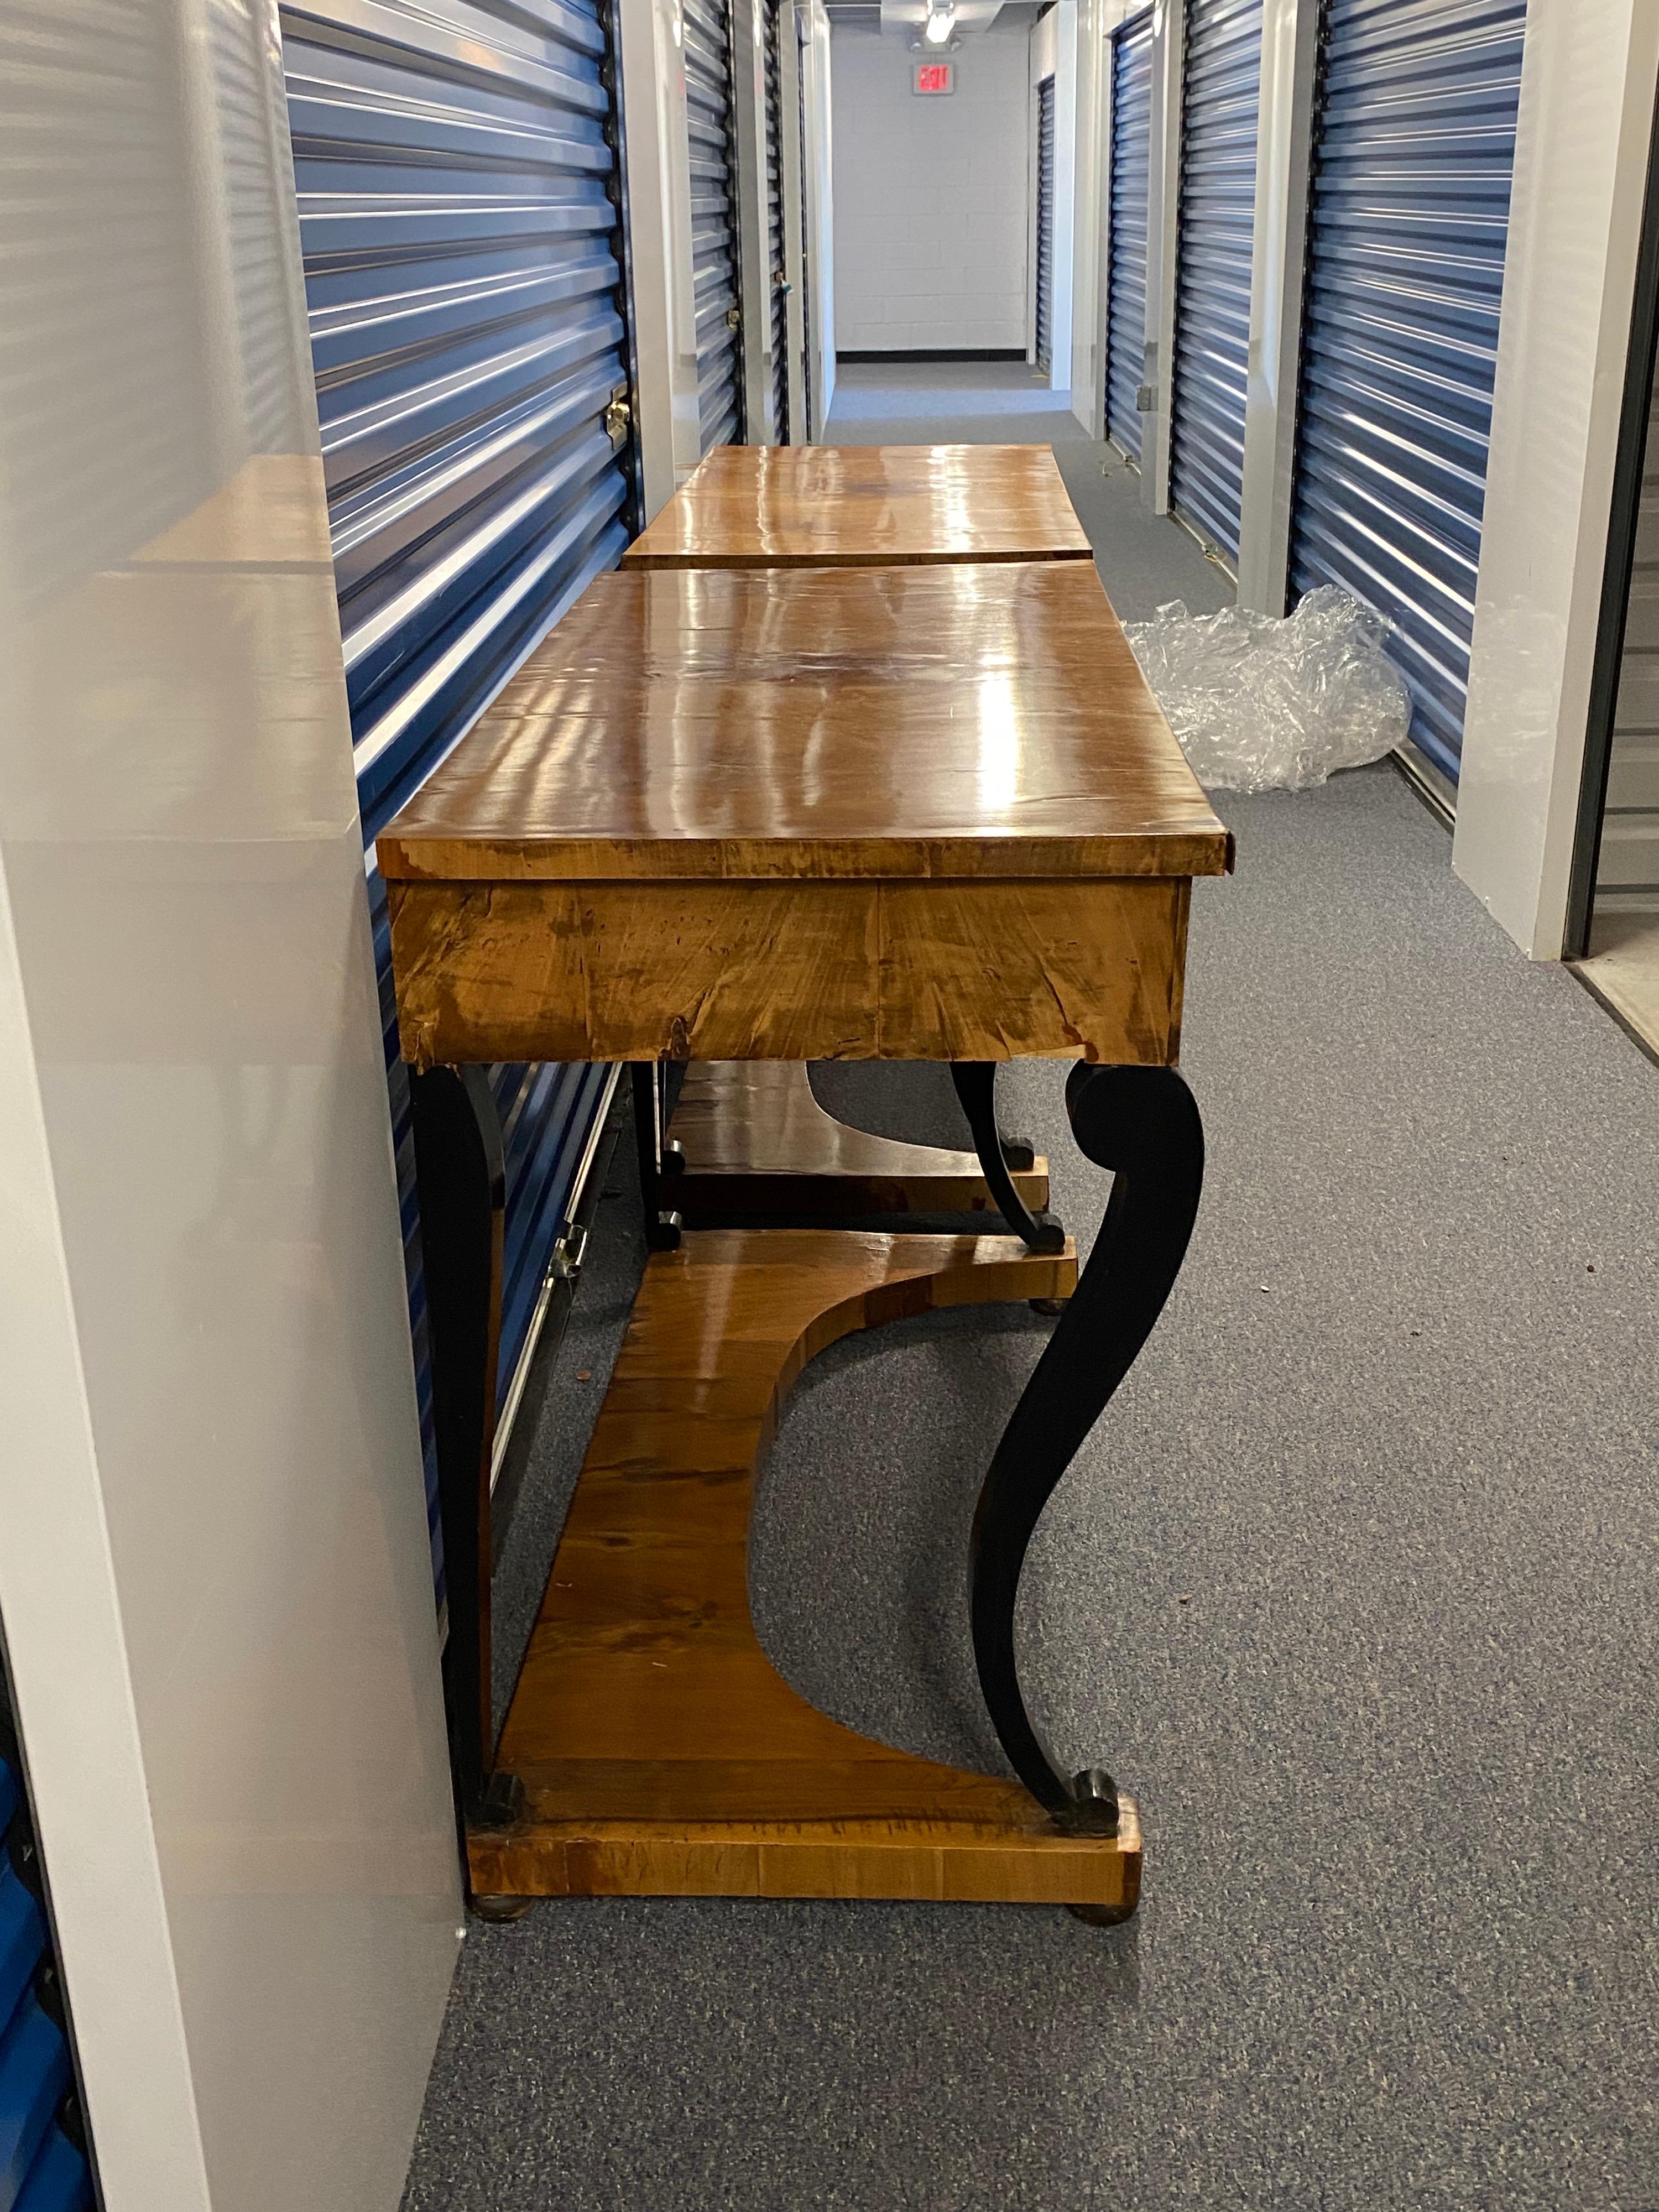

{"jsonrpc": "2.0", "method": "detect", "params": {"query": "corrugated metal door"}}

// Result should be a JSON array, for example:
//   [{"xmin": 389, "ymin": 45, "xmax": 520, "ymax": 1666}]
[
  {"xmin": 0, "ymin": 1683, "xmax": 94, "ymax": 2211},
  {"xmin": 1170, "ymin": 0, "xmax": 1262, "ymax": 561},
  {"xmin": 1287, "ymin": 0, "xmax": 1526, "ymax": 783},
  {"xmin": 1035, "ymin": 75, "xmax": 1056, "ymax": 377},
  {"xmin": 798, "ymin": 11, "xmax": 813, "ymax": 437},
  {"xmin": 1595, "ymin": 357, "xmax": 1659, "ymax": 900},
  {"xmin": 1105, "ymin": 7, "xmax": 1154, "ymax": 459},
  {"xmin": 685, "ymin": 0, "xmax": 745, "ymax": 448},
  {"xmin": 281, "ymin": 0, "xmax": 632, "ymax": 1573},
  {"xmin": 766, "ymin": 0, "xmax": 789, "ymax": 439}
]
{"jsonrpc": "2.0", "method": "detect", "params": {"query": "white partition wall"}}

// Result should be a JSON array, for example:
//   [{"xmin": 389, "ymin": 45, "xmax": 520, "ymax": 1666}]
[
  {"xmin": 1455, "ymin": 0, "xmax": 1659, "ymax": 957},
  {"xmin": 801, "ymin": 0, "xmax": 837, "ymax": 431},
  {"xmin": 1031, "ymin": 3, "xmax": 1078, "ymax": 393},
  {"xmin": 621, "ymin": 0, "xmax": 708, "ymax": 508},
  {"xmin": 0, "ymin": 2, "xmax": 462, "ymax": 2205}
]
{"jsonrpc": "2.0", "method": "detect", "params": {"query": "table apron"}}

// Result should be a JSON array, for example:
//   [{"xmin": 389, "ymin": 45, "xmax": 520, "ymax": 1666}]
[{"xmin": 388, "ymin": 876, "xmax": 1192, "ymax": 1068}]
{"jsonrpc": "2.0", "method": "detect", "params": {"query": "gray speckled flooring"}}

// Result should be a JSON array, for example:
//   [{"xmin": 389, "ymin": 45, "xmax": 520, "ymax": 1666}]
[{"xmin": 400, "ymin": 371, "xmax": 1659, "ymax": 2212}]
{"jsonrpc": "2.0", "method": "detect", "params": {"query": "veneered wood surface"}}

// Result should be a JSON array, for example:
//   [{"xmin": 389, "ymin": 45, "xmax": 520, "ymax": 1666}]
[
  {"xmin": 473, "ymin": 1228, "xmax": 1141, "ymax": 1908},
  {"xmin": 670, "ymin": 1061, "xmax": 1050, "ymax": 1217},
  {"xmin": 620, "ymin": 442, "xmax": 1094, "ymax": 570},
  {"xmin": 385, "ymin": 874, "xmax": 1190, "ymax": 1066},
  {"xmin": 377, "ymin": 562, "xmax": 1231, "ymax": 885}
]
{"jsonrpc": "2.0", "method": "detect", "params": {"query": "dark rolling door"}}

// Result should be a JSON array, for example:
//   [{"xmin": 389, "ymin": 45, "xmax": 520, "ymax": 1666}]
[
  {"xmin": 1035, "ymin": 75, "xmax": 1056, "ymax": 377},
  {"xmin": 1105, "ymin": 8, "xmax": 1154, "ymax": 458},
  {"xmin": 0, "ymin": 1676, "xmax": 95, "ymax": 2211},
  {"xmin": 1287, "ymin": 0, "xmax": 1526, "ymax": 784},
  {"xmin": 685, "ymin": 0, "xmax": 745, "ymax": 449},
  {"xmin": 798, "ymin": 13, "xmax": 813, "ymax": 438},
  {"xmin": 1171, "ymin": 0, "xmax": 1262, "ymax": 561},
  {"xmin": 281, "ymin": 0, "xmax": 632, "ymax": 1580},
  {"xmin": 766, "ymin": 0, "xmax": 789, "ymax": 440}
]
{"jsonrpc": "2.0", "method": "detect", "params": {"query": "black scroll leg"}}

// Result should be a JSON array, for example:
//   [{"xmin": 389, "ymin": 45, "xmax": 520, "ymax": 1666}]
[
  {"xmin": 631, "ymin": 1062, "xmax": 684, "ymax": 1251},
  {"xmin": 970, "ymin": 1063, "xmax": 1204, "ymax": 1828},
  {"xmin": 951, "ymin": 1062, "xmax": 1065, "ymax": 1253},
  {"xmin": 408, "ymin": 1065, "xmax": 520, "ymax": 1838}
]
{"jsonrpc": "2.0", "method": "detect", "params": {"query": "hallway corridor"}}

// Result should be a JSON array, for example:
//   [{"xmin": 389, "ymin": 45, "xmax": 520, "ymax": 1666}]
[
  {"xmin": 399, "ymin": 373, "xmax": 1659, "ymax": 2212},
  {"xmin": 826, "ymin": 356, "xmax": 1235, "ymax": 621}
]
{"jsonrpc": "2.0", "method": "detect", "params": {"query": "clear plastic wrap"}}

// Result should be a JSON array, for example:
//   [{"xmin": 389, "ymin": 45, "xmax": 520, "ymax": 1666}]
[{"xmin": 1121, "ymin": 585, "xmax": 1412, "ymax": 794}]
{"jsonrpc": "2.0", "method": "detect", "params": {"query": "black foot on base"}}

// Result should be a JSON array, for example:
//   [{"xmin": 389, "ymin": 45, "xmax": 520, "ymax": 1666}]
[
  {"xmin": 1028, "ymin": 1296, "xmax": 1067, "ymax": 1318},
  {"xmin": 1066, "ymin": 1899, "xmax": 1139, "ymax": 1928},
  {"xmin": 469, "ymin": 1895, "xmax": 535, "ymax": 1924}
]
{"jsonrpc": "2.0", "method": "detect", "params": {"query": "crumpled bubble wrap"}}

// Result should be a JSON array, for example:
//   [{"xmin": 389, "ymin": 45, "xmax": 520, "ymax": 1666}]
[{"xmin": 1121, "ymin": 585, "xmax": 1412, "ymax": 794}]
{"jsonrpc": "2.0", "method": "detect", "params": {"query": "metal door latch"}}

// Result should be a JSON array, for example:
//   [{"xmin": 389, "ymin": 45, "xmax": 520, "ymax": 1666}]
[
  {"xmin": 551, "ymin": 1222, "xmax": 588, "ymax": 1280},
  {"xmin": 604, "ymin": 387, "xmax": 632, "ymax": 448},
  {"xmin": 1136, "ymin": 382, "xmax": 1157, "ymax": 413}
]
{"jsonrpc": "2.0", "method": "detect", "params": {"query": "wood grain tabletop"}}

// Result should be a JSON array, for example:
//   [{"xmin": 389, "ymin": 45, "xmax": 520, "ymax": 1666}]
[
  {"xmin": 620, "ymin": 442, "xmax": 1093, "ymax": 569},
  {"xmin": 378, "ymin": 559, "xmax": 1229, "ymax": 886}
]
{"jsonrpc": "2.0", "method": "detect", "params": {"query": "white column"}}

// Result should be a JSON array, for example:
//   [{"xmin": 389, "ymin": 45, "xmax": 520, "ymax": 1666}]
[
  {"xmin": 1070, "ymin": 0, "xmax": 1108, "ymax": 432},
  {"xmin": 621, "ymin": 0, "xmax": 706, "ymax": 507},
  {"xmin": 1050, "ymin": 2, "xmax": 1079, "ymax": 390},
  {"xmin": 1234, "ymin": 0, "xmax": 1319, "ymax": 614},
  {"xmin": 0, "ymin": 3, "xmax": 461, "ymax": 2204},
  {"xmin": 802, "ymin": 0, "xmax": 837, "ymax": 432},
  {"xmin": 1454, "ymin": 1, "xmax": 1659, "ymax": 957},
  {"xmin": 780, "ymin": 4, "xmax": 810, "ymax": 440}
]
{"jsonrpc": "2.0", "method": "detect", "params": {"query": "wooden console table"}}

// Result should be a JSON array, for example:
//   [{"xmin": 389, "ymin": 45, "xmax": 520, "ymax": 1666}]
[
  {"xmin": 380, "ymin": 556, "xmax": 1229, "ymax": 1919},
  {"xmin": 622, "ymin": 442, "xmax": 1093, "ymax": 570}
]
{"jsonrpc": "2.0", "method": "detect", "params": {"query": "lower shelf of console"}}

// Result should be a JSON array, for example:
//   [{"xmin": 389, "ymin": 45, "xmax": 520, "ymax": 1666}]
[{"xmin": 470, "ymin": 1225, "xmax": 1141, "ymax": 1916}]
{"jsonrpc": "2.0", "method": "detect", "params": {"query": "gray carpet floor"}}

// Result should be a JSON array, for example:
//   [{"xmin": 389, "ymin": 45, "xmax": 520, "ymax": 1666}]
[
  {"xmin": 824, "ymin": 357, "xmax": 1234, "ymax": 622},
  {"xmin": 400, "ymin": 366, "xmax": 1659, "ymax": 2212}
]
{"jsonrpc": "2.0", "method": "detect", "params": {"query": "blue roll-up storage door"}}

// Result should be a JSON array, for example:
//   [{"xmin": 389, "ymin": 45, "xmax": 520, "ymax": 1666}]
[
  {"xmin": 0, "ymin": 1698, "xmax": 94, "ymax": 2212},
  {"xmin": 1105, "ymin": 8, "xmax": 1154, "ymax": 458},
  {"xmin": 1035, "ymin": 76, "xmax": 1056, "ymax": 377},
  {"xmin": 1170, "ymin": 0, "xmax": 1262, "ymax": 560},
  {"xmin": 280, "ymin": 0, "xmax": 632, "ymax": 1587},
  {"xmin": 684, "ymin": 0, "xmax": 745, "ymax": 450},
  {"xmin": 1287, "ymin": 0, "xmax": 1526, "ymax": 783},
  {"xmin": 766, "ymin": 0, "xmax": 789, "ymax": 440}
]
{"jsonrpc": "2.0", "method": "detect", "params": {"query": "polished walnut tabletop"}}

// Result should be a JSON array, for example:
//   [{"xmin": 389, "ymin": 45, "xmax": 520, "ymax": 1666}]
[
  {"xmin": 619, "ymin": 442, "xmax": 1094, "ymax": 570},
  {"xmin": 378, "ymin": 560, "xmax": 1229, "ymax": 886}
]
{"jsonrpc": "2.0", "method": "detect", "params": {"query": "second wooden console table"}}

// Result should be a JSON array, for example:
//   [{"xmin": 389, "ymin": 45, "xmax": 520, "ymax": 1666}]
[
  {"xmin": 621, "ymin": 441, "xmax": 1093, "ymax": 570},
  {"xmin": 379, "ymin": 556, "xmax": 1230, "ymax": 1920}
]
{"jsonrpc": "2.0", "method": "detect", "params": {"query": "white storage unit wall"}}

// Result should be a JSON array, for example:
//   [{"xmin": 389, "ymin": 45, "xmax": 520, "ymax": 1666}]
[
  {"xmin": 1104, "ymin": 7, "xmax": 1154, "ymax": 458},
  {"xmin": 1169, "ymin": 0, "xmax": 1263, "ymax": 562},
  {"xmin": 1285, "ymin": 0, "xmax": 1527, "ymax": 787}
]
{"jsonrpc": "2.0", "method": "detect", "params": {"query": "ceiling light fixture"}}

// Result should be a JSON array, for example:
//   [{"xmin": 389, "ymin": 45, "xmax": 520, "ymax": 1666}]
[{"xmin": 924, "ymin": 4, "xmax": 953, "ymax": 42}]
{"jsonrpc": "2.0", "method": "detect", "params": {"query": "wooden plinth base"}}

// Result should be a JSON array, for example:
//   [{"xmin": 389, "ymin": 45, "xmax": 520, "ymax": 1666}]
[
  {"xmin": 668, "ymin": 1061, "xmax": 1050, "ymax": 1219},
  {"xmin": 473, "ymin": 1228, "xmax": 1142, "ymax": 1913}
]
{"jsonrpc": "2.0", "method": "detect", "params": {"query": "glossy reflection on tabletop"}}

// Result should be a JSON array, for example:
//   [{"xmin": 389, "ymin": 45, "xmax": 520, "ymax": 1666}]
[
  {"xmin": 380, "ymin": 561, "xmax": 1230, "ymax": 880},
  {"xmin": 622, "ymin": 441, "xmax": 1095, "ymax": 567}
]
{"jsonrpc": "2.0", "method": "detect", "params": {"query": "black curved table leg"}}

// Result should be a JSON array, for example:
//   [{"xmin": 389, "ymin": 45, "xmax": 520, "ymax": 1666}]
[
  {"xmin": 970, "ymin": 1062, "xmax": 1204, "ymax": 1828},
  {"xmin": 951, "ymin": 1062, "xmax": 1065, "ymax": 1252}
]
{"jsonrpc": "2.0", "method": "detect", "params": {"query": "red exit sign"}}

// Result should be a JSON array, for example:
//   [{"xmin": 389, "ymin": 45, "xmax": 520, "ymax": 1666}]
[{"xmin": 914, "ymin": 62, "xmax": 954, "ymax": 93}]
